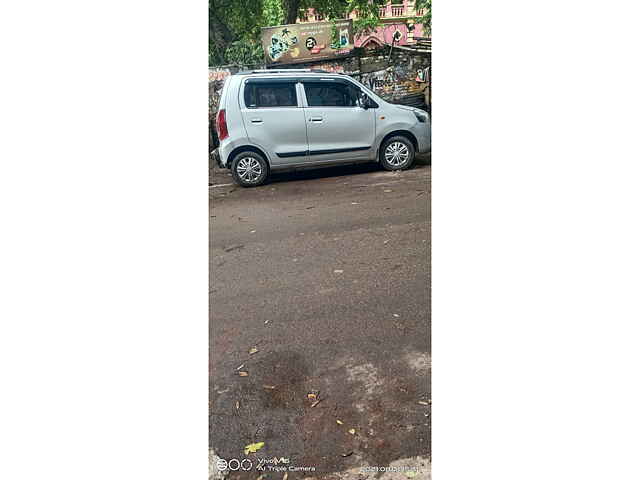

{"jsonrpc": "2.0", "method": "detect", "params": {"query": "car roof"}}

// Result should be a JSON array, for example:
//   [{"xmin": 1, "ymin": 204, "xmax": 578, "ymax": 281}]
[{"xmin": 235, "ymin": 69, "xmax": 346, "ymax": 77}]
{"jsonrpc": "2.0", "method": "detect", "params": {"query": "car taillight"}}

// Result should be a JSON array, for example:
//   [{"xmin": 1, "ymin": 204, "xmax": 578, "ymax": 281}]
[{"xmin": 216, "ymin": 108, "xmax": 229, "ymax": 141}]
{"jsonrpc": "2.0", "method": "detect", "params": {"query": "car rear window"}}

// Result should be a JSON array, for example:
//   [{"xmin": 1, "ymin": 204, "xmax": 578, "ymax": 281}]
[{"xmin": 244, "ymin": 82, "xmax": 297, "ymax": 108}]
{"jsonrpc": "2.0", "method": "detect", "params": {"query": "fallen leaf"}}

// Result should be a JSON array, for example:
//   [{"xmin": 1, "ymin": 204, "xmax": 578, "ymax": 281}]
[
  {"xmin": 244, "ymin": 441, "xmax": 265, "ymax": 455},
  {"xmin": 249, "ymin": 347, "xmax": 259, "ymax": 355},
  {"xmin": 348, "ymin": 428, "xmax": 356, "ymax": 435},
  {"xmin": 263, "ymin": 385, "xmax": 276, "ymax": 389},
  {"xmin": 235, "ymin": 401, "xmax": 240, "ymax": 410},
  {"xmin": 307, "ymin": 393, "xmax": 317, "ymax": 400},
  {"xmin": 264, "ymin": 320, "xmax": 270, "ymax": 324},
  {"xmin": 341, "ymin": 451, "xmax": 354, "ymax": 457},
  {"xmin": 250, "ymin": 230, "xmax": 256, "ymax": 233},
  {"xmin": 393, "ymin": 314, "xmax": 400, "ymax": 318},
  {"xmin": 310, "ymin": 399, "xmax": 323, "ymax": 408},
  {"xmin": 334, "ymin": 269, "xmax": 344, "ymax": 274},
  {"xmin": 351, "ymin": 202, "xmax": 360, "ymax": 205},
  {"xmin": 336, "ymin": 420, "xmax": 343, "ymax": 425},
  {"xmin": 283, "ymin": 473, "xmax": 288, "ymax": 480},
  {"xmin": 236, "ymin": 364, "xmax": 245, "ymax": 370},
  {"xmin": 418, "ymin": 401, "xmax": 429, "ymax": 406},
  {"xmin": 384, "ymin": 189, "xmax": 393, "ymax": 193},
  {"xmin": 238, "ymin": 371, "xmax": 249, "ymax": 377}
]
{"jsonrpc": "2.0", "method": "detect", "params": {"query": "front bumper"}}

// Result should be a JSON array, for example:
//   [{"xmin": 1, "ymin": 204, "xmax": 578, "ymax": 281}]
[{"xmin": 411, "ymin": 122, "xmax": 431, "ymax": 153}]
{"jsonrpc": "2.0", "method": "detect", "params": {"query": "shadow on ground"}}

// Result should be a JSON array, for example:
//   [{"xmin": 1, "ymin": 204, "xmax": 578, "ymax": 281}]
[{"xmin": 210, "ymin": 154, "xmax": 430, "ymax": 187}]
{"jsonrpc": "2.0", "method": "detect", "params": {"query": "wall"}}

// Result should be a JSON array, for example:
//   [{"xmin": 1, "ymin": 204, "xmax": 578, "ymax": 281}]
[
  {"xmin": 209, "ymin": 68, "xmax": 233, "ymax": 114},
  {"xmin": 356, "ymin": 22, "xmax": 425, "ymax": 48},
  {"xmin": 358, "ymin": 49, "xmax": 430, "ymax": 105},
  {"xmin": 208, "ymin": 47, "xmax": 430, "ymax": 115}
]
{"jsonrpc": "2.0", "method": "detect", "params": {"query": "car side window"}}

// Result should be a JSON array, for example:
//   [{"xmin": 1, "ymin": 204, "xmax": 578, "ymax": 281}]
[
  {"xmin": 244, "ymin": 82, "xmax": 297, "ymax": 108},
  {"xmin": 304, "ymin": 82, "xmax": 360, "ymax": 107}
]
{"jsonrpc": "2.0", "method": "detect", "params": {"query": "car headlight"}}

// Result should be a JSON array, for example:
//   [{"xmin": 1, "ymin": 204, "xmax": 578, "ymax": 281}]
[{"xmin": 413, "ymin": 111, "xmax": 428, "ymax": 123}]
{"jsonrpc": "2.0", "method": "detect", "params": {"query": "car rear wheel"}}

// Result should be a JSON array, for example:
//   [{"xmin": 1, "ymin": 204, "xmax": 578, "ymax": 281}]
[
  {"xmin": 379, "ymin": 136, "xmax": 415, "ymax": 171},
  {"xmin": 230, "ymin": 151, "xmax": 269, "ymax": 187}
]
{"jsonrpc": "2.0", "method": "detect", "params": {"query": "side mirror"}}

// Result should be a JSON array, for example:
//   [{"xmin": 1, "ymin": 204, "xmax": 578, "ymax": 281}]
[{"xmin": 359, "ymin": 92, "xmax": 371, "ymax": 109}]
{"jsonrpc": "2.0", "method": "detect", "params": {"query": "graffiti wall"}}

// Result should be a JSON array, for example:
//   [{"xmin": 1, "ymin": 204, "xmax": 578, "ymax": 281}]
[
  {"xmin": 208, "ymin": 68, "xmax": 232, "ymax": 83},
  {"xmin": 358, "ymin": 51, "xmax": 430, "ymax": 104},
  {"xmin": 209, "ymin": 68, "xmax": 232, "ymax": 114},
  {"xmin": 209, "ymin": 48, "xmax": 430, "ymax": 113}
]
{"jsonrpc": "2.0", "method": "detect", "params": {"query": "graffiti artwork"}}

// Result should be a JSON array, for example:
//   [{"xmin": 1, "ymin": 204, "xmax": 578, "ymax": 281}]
[
  {"xmin": 261, "ymin": 20, "xmax": 354, "ymax": 65},
  {"xmin": 208, "ymin": 68, "xmax": 231, "ymax": 83},
  {"xmin": 268, "ymin": 28, "xmax": 299, "ymax": 61},
  {"xmin": 305, "ymin": 37, "xmax": 317, "ymax": 51},
  {"xmin": 360, "ymin": 60, "xmax": 428, "ymax": 101}
]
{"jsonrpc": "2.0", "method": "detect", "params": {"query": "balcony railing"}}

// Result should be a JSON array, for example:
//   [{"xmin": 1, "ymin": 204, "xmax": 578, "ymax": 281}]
[
  {"xmin": 379, "ymin": 7, "xmax": 387, "ymax": 17},
  {"xmin": 391, "ymin": 5, "xmax": 405, "ymax": 16},
  {"xmin": 417, "ymin": 8, "xmax": 425, "ymax": 16}
]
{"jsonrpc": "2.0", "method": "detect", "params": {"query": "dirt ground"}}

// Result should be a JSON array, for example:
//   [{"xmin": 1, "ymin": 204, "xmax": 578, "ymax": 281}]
[{"xmin": 210, "ymin": 156, "xmax": 430, "ymax": 479}]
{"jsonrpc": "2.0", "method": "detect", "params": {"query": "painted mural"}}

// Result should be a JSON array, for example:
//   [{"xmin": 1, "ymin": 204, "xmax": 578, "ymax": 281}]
[{"xmin": 359, "ymin": 55, "xmax": 429, "ymax": 102}]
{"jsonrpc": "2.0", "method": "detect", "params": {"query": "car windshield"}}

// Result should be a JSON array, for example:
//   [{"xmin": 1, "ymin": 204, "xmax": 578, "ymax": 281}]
[{"xmin": 346, "ymin": 77, "xmax": 381, "ymax": 103}]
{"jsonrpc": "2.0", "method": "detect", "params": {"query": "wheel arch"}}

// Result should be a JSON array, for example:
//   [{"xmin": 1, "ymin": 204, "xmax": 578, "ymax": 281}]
[
  {"xmin": 226, "ymin": 145, "xmax": 271, "ymax": 170},
  {"xmin": 377, "ymin": 130, "xmax": 418, "ymax": 157}
]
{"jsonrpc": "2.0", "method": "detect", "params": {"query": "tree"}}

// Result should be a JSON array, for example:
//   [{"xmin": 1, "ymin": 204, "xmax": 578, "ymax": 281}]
[
  {"xmin": 414, "ymin": 0, "xmax": 432, "ymax": 36},
  {"xmin": 209, "ymin": 0, "xmax": 265, "ymax": 65},
  {"xmin": 209, "ymin": 0, "xmax": 431, "ymax": 66}
]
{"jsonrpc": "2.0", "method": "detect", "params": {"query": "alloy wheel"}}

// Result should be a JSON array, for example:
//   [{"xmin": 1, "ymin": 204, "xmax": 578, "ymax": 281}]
[
  {"xmin": 236, "ymin": 157, "xmax": 262, "ymax": 182},
  {"xmin": 384, "ymin": 142, "xmax": 410, "ymax": 167}
]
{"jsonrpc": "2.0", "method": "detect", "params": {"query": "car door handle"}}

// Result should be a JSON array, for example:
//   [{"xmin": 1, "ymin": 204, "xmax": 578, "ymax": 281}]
[
  {"xmin": 309, "ymin": 117, "xmax": 323, "ymax": 122},
  {"xmin": 251, "ymin": 118, "xmax": 263, "ymax": 124}
]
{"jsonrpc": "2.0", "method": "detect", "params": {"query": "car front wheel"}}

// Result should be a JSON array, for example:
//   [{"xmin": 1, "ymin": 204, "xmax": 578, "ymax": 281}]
[{"xmin": 379, "ymin": 136, "xmax": 415, "ymax": 171}]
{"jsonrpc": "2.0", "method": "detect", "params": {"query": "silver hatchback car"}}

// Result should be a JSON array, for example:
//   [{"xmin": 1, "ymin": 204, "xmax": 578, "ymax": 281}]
[{"xmin": 215, "ymin": 69, "xmax": 430, "ymax": 187}]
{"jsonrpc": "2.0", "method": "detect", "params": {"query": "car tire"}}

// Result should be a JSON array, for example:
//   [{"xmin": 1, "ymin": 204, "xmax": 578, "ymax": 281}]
[
  {"xmin": 230, "ymin": 151, "xmax": 269, "ymax": 187},
  {"xmin": 379, "ymin": 136, "xmax": 415, "ymax": 171}
]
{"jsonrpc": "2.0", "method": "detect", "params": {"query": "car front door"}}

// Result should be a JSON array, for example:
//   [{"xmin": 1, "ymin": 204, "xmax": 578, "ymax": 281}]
[
  {"xmin": 241, "ymin": 78, "xmax": 309, "ymax": 167},
  {"xmin": 301, "ymin": 78, "xmax": 376, "ymax": 164}
]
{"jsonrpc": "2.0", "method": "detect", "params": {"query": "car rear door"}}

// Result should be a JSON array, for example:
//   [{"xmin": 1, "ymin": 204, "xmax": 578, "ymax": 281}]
[
  {"xmin": 241, "ymin": 78, "xmax": 309, "ymax": 166},
  {"xmin": 301, "ymin": 78, "xmax": 375, "ymax": 163}
]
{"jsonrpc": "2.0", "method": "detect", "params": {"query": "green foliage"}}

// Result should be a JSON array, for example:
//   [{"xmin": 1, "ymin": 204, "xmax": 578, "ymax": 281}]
[
  {"xmin": 414, "ymin": 0, "xmax": 432, "ymax": 36},
  {"xmin": 352, "ymin": 16, "xmax": 380, "ymax": 35},
  {"xmin": 225, "ymin": 40, "xmax": 265, "ymax": 65},
  {"xmin": 262, "ymin": 0, "xmax": 285, "ymax": 26},
  {"xmin": 210, "ymin": 0, "xmax": 426, "ymax": 66}
]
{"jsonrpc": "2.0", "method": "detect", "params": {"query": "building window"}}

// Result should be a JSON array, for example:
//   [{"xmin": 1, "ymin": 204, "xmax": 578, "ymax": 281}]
[{"xmin": 391, "ymin": 5, "xmax": 405, "ymax": 16}]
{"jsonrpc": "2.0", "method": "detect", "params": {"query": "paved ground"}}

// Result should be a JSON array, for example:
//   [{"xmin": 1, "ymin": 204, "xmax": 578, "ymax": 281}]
[{"xmin": 210, "ymin": 156, "xmax": 431, "ymax": 479}]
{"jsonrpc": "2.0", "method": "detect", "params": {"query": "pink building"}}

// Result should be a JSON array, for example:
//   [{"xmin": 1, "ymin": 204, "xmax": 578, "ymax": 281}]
[{"xmin": 298, "ymin": 0, "xmax": 427, "ymax": 49}]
